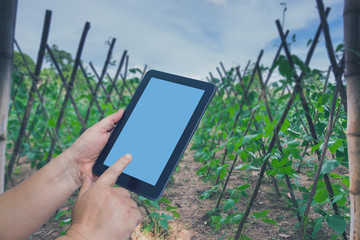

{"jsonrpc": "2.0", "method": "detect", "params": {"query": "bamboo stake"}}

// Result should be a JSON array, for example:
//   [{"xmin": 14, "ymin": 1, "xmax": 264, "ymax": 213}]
[
  {"xmin": 234, "ymin": 85, "xmax": 299, "ymax": 240},
  {"xmin": 300, "ymin": 85, "xmax": 340, "ymax": 239},
  {"xmin": 79, "ymin": 62, "xmax": 104, "ymax": 122},
  {"xmin": 84, "ymin": 37, "xmax": 115, "ymax": 124},
  {"xmin": 206, "ymin": 51, "xmax": 263, "ymax": 177},
  {"xmin": 214, "ymin": 44, "xmax": 287, "ymax": 203},
  {"xmin": 276, "ymin": 19, "xmax": 347, "ymax": 239},
  {"xmin": 46, "ymin": 22, "xmax": 90, "ymax": 163},
  {"xmin": 13, "ymin": 40, "xmax": 63, "ymax": 153},
  {"xmin": 257, "ymin": 67, "xmax": 301, "ymax": 222},
  {"xmin": 316, "ymin": 0, "xmax": 347, "ymax": 113},
  {"xmin": 88, "ymin": 62, "xmax": 116, "ymax": 112},
  {"xmin": 344, "ymin": 0, "xmax": 360, "ymax": 238},
  {"xmin": 118, "ymin": 55, "xmax": 130, "ymax": 104},
  {"xmin": 220, "ymin": 62, "xmax": 237, "ymax": 97},
  {"xmin": 234, "ymin": 13, "xmax": 333, "ymax": 238},
  {"xmin": 6, "ymin": 10, "xmax": 51, "ymax": 186},
  {"xmin": 0, "ymin": 0, "xmax": 17, "ymax": 192},
  {"xmin": 105, "ymin": 50, "xmax": 127, "ymax": 103},
  {"xmin": 45, "ymin": 44, "xmax": 86, "ymax": 131}
]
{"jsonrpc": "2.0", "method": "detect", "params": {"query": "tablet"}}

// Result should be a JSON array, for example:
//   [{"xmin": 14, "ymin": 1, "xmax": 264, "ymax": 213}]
[{"xmin": 93, "ymin": 69, "xmax": 215, "ymax": 200}]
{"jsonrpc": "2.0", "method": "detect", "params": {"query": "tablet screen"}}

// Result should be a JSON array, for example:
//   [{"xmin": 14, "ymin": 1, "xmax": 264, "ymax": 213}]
[{"xmin": 103, "ymin": 77, "xmax": 204, "ymax": 186}]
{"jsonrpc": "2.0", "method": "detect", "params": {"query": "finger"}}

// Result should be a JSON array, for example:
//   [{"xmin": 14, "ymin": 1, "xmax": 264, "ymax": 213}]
[
  {"xmin": 78, "ymin": 174, "xmax": 93, "ymax": 198},
  {"xmin": 96, "ymin": 153, "xmax": 132, "ymax": 186},
  {"xmin": 99, "ymin": 109, "xmax": 124, "ymax": 132}
]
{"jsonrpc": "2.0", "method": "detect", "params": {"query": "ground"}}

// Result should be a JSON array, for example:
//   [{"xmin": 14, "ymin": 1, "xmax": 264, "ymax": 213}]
[{"xmin": 7, "ymin": 146, "xmax": 349, "ymax": 240}]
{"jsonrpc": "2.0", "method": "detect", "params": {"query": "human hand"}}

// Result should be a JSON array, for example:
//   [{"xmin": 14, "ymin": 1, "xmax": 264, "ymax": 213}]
[
  {"xmin": 64, "ymin": 109, "xmax": 124, "ymax": 187},
  {"xmin": 63, "ymin": 153, "xmax": 142, "ymax": 240}
]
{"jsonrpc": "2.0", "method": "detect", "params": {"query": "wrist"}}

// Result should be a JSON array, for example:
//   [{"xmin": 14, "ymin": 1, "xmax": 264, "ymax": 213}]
[{"xmin": 54, "ymin": 149, "xmax": 83, "ymax": 189}]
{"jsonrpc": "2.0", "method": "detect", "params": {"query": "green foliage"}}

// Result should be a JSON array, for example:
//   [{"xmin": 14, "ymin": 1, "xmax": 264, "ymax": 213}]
[
  {"xmin": 8, "ymin": 48, "xmax": 175, "ymax": 238},
  {"xmin": 9, "ymin": 43, "xmax": 349, "ymax": 239},
  {"xmin": 137, "ymin": 196, "xmax": 180, "ymax": 238},
  {"xmin": 191, "ymin": 54, "xmax": 348, "ymax": 238}
]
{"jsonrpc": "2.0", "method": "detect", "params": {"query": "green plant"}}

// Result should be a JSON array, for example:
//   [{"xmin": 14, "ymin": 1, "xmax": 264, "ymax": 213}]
[{"xmin": 137, "ymin": 196, "xmax": 180, "ymax": 238}]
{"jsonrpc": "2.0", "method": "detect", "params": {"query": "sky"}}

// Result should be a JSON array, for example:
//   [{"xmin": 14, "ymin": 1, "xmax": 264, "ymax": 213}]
[{"xmin": 14, "ymin": 0, "xmax": 344, "ymax": 81}]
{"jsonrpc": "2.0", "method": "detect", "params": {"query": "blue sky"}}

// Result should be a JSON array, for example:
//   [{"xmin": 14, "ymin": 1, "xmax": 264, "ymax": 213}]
[{"xmin": 15, "ymin": 0, "xmax": 344, "ymax": 81}]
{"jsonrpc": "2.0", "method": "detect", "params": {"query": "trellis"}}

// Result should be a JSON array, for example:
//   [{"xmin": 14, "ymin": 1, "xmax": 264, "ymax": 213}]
[
  {"xmin": 6, "ymin": 10, "xmax": 146, "ymax": 186},
  {"xmin": 195, "ymin": 1, "xmax": 348, "ymax": 239},
  {"xmin": 6, "ymin": 1, "xmax": 350, "ymax": 238}
]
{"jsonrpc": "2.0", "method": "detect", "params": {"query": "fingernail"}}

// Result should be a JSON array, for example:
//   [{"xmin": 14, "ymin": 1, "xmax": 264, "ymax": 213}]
[{"xmin": 124, "ymin": 153, "xmax": 132, "ymax": 160}]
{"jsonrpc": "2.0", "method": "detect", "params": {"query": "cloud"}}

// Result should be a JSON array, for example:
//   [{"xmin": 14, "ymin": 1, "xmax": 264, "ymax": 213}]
[
  {"xmin": 206, "ymin": 0, "xmax": 227, "ymax": 6},
  {"xmin": 14, "ymin": 0, "xmax": 343, "ymax": 81}
]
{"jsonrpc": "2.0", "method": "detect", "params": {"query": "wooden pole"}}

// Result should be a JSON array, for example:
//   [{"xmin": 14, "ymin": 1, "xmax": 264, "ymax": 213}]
[
  {"xmin": 6, "ymin": 10, "xmax": 51, "ymax": 186},
  {"xmin": 0, "ymin": 0, "xmax": 18, "ymax": 192},
  {"xmin": 344, "ymin": 0, "xmax": 360, "ymax": 238}
]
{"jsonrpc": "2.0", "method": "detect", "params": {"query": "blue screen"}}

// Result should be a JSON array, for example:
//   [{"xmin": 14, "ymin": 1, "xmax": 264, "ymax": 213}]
[{"xmin": 103, "ymin": 77, "xmax": 204, "ymax": 185}]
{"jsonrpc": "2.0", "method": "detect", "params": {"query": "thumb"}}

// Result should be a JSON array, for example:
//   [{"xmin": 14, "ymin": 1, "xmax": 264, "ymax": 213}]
[
  {"xmin": 78, "ymin": 174, "xmax": 93, "ymax": 198},
  {"xmin": 99, "ymin": 109, "xmax": 124, "ymax": 132}
]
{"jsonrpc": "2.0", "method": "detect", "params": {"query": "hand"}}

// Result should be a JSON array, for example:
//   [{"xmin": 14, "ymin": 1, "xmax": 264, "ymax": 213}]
[
  {"xmin": 65, "ymin": 109, "xmax": 124, "ymax": 187},
  {"xmin": 63, "ymin": 153, "xmax": 142, "ymax": 240}
]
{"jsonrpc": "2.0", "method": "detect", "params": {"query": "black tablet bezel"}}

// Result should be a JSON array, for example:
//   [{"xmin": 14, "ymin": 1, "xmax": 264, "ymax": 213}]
[{"xmin": 92, "ymin": 69, "xmax": 215, "ymax": 200}]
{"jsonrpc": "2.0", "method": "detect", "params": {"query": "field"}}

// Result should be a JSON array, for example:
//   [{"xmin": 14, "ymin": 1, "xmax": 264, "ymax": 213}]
[{"xmin": 5, "ymin": 5, "xmax": 351, "ymax": 240}]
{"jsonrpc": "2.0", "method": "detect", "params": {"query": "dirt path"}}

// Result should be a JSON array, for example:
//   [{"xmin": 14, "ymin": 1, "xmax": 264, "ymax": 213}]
[{"xmin": 133, "ymin": 148, "xmax": 299, "ymax": 240}]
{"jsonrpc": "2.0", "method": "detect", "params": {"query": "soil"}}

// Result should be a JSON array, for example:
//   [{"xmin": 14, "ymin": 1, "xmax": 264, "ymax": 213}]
[{"xmin": 7, "ymin": 146, "xmax": 349, "ymax": 240}]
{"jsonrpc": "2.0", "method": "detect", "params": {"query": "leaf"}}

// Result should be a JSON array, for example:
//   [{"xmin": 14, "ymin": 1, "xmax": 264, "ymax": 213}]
[
  {"xmin": 228, "ymin": 106, "xmax": 236, "ymax": 118},
  {"xmin": 314, "ymin": 188, "xmax": 328, "ymax": 203},
  {"xmin": 148, "ymin": 212, "xmax": 160, "ymax": 218},
  {"xmin": 280, "ymin": 118, "xmax": 290, "ymax": 132},
  {"xmin": 312, "ymin": 217, "xmax": 323, "ymax": 239},
  {"xmin": 341, "ymin": 178, "xmax": 350, "ymax": 188},
  {"xmin": 166, "ymin": 206, "xmax": 177, "ymax": 211},
  {"xmin": 311, "ymin": 142, "xmax": 322, "ymax": 154},
  {"xmin": 287, "ymin": 128, "xmax": 301, "ymax": 138},
  {"xmin": 171, "ymin": 211, "xmax": 180, "ymax": 218},
  {"xmin": 232, "ymin": 213, "xmax": 244, "ymax": 222},
  {"xmin": 160, "ymin": 219, "xmax": 169, "ymax": 230},
  {"xmin": 331, "ymin": 194, "xmax": 344, "ymax": 205},
  {"xmin": 326, "ymin": 215, "xmax": 346, "ymax": 234},
  {"xmin": 252, "ymin": 210, "xmax": 269, "ymax": 218},
  {"xmin": 261, "ymin": 217, "xmax": 277, "ymax": 225},
  {"xmin": 241, "ymin": 134, "xmax": 260, "ymax": 146},
  {"xmin": 320, "ymin": 160, "xmax": 340, "ymax": 175},
  {"xmin": 150, "ymin": 200, "xmax": 160, "ymax": 209},
  {"xmin": 237, "ymin": 184, "xmax": 251, "ymax": 192},
  {"xmin": 48, "ymin": 116, "xmax": 57, "ymax": 128},
  {"xmin": 335, "ymin": 43, "xmax": 344, "ymax": 52},
  {"xmin": 329, "ymin": 139, "xmax": 343, "ymax": 154},
  {"xmin": 211, "ymin": 216, "xmax": 221, "ymax": 224},
  {"xmin": 227, "ymin": 143, "xmax": 235, "ymax": 154},
  {"xmin": 159, "ymin": 197, "xmax": 171, "ymax": 204},
  {"xmin": 138, "ymin": 195, "xmax": 147, "ymax": 201},
  {"xmin": 224, "ymin": 199, "xmax": 235, "ymax": 212},
  {"xmin": 271, "ymin": 157, "xmax": 288, "ymax": 168},
  {"xmin": 239, "ymin": 151, "xmax": 249, "ymax": 161},
  {"xmin": 307, "ymin": 38, "xmax": 312, "ymax": 46},
  {"xmin": 161, "ymin": 213, "xmax": 174, "ymax": 221}
]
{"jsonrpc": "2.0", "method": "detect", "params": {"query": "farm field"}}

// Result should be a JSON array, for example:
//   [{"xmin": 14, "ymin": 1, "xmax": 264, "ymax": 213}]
[
  {"xmin": 9, "ymin": 145, "xmax": 349, "ymax": 240},
  {"xmin": 3, "ymin": 2, "xmax": 356, "ymax": 239}
]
